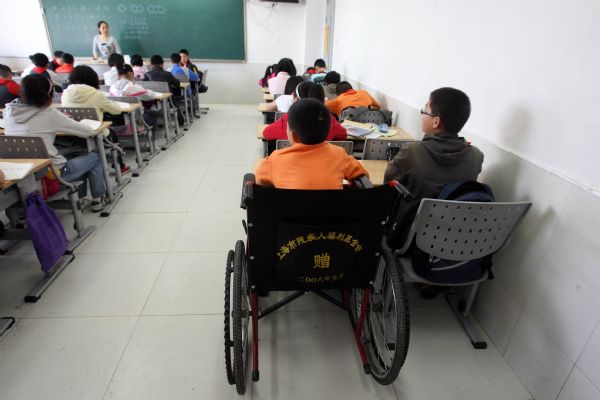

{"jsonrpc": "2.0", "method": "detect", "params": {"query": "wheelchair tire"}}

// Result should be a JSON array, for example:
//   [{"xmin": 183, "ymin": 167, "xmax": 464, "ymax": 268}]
[
  {"xmin": 232, "ymin": 240, "xmax": 250, "ymax": 395},
  {"xmin": 224, "ymin": 250, "xmax": 235, "ymax": 385},
  {"xmin": 349, "ymin": 247, "xmax": 410, "ymax": 385}
]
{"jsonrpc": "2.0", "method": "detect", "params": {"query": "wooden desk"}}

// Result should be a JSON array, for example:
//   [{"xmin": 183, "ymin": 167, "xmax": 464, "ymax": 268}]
[
  {"xmin": 258, "ymin": 103, "xmax": 272, "ymax": 113},
  {"xmin": 261, "ymin": 87, "xmax": 270, "ymax": 93},
  {"xmin": 264, "ymin": 93, "xmax": 274, "ymax": 102},
  {"xmin": 342, "ymin": 121, "xmax": 414, "ymax": 141},
  {"xmin": 0, "ymin": 159, "xmax": 51, "ymax": 190}
]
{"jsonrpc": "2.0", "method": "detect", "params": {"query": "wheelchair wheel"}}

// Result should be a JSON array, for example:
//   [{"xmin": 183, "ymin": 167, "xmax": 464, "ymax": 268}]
[
  {"xmin": 224, "ymin": 250, "xmax": 235, "ymax": 385},
  {"xmin": 232, "ymin": 240, "xmax": 250, "ymax": 394},
  {"xmin": 350, "ymin": 247, "xmax": 410, "ymax": 385}
]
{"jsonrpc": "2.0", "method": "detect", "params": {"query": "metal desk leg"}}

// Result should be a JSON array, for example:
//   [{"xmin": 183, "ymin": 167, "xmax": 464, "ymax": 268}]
[
  {"xmin": 111, "ymin": 146, "xmax": 131, "ymax": 193},
  {"xmin": 161, "ymin": 98, "xmax": 174, "ymax": 150},
  {"xmin": 183, "ymin": 90, "xmax": 190, "ymax": 126},
  {"xmin": 97, "ymin": 134, "xmax": 123, "ymax": 217},
  {"xmin": 130, "ymin": 109, "xmax": 146, "ymax": 177}
]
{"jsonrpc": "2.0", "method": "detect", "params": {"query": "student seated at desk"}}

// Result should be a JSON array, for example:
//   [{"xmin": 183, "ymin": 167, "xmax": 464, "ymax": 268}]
[
  {"xmin": 264, "ymin": 81, "xmax": 346, "ymax": 141},
  {"xmin": 48, "ymin": 50, "xmax": 64, "ymax": 72},
  {"xmin": 103, "ymin": 53, "xmax": 124, "ymax": 86},
  {"xmin": 258, "ymin": 64, "xmax": 277, "ymax": 88},
  {"xmin": 144, "ymin": 55, "xmax": 184, "ymax": 125},
  {"xmin": 384, "ymin": 87, "xmax": 484, "ymax": 247},
  {"xmin": 325, "ymin": 81, "xmax": 380, "ymax": 119},
  {"xmin": 168, "ymin": 52, "xmax": 198, "ymax": 96},
  {"xmin": 310, "ymin": 58, "xmax": 328, "ymax": 83},
  {"xmin": 55, "ymin": 53, "xmax": 74, "ymax": 74},
  {"xmin": 263, "ymin": 76, "xmax": 303, "ymax": 113},
  {"xmin": 268, "ymin": 58, "xmax": 297, "ymax": 95},
  {"xmin": 256, "ymin": 99, "xmax": 366, "ymax": 190},
  {"xmin": 3, "ymin": 75, "xmax": 107, "ymax": 211},
  {"xmin": 131, "ymin": 54, "xmax": 147, "ymax": 80},
  {"xmin": 28, "ymin": 53, "xmax": 66, "ymax": 92},
  {"xmin": 62, "ymin": 65, "xmax": 130, "ymax": 173},
  {"xmin": 323, "ymin": 71, "xmax": 340, "ymax": 101},
  {"xmin": 0, "ymin": 64, "xmax": 21, "ymax": 108}
]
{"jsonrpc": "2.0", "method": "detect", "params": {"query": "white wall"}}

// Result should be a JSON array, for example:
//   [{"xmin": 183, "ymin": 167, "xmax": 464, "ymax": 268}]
[
  {"xmin": 0, "ymin": 0, "xmax": 327, "ymax": 104},
  {"xmin": 332, "ymin": 1, "xmax": 600, "ymax": 399}
]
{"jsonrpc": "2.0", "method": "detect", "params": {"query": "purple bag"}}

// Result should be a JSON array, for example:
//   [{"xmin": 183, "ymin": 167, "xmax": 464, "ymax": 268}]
[{"xmin": 24, "ymin": 193, "xmax": 68, "ymax": 273}]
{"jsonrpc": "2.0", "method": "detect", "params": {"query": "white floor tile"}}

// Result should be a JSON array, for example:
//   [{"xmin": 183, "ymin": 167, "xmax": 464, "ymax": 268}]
[
  {"xmin": 577, "ymin": 321, "xmax": 600, "ymax": 389},
  {"xmin": 170, "ymin": 212, "xmax": 244, "ymax": 253},
  {"xmin": 201, "ymin": 165, "xmax": 255, "ymax": 186},
  {"xmin": 27, "ymin": 253, "xmax": 166, "ymax": 318},
  {"xmin": 105, "ymin": 315, "xmax": 251, "ymax": 400},
  {"xmin": 114, "ymin": 184, "xmax": 199, "ymax": 213},
  {"xmin": 132, "ymin": 165, "xmax": 208, "ymax": 186},
  {"xmin": 0, "ymin": 317, "xmax": 136, "ymax": 400},
  {"xmin": 0, "ymin": 255, "xmax": 40, "ymax": 317},
  {"xmin": 557, "ymin": 367, "xmax": 600, "ymax": 400},
  {"xmin": 78, "ymin": 213, "xmax": 185, "ymax": 253},
  {"xmin": 188, "ymin": 184, "xmax": 245, "ymax": 213}
]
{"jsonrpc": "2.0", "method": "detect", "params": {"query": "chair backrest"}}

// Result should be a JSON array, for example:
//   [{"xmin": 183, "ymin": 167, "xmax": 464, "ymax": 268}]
[
  {"xmin": 200, "ymin": 69, "xmax": 207, "ymax": 85},
  {"xmin": 408, "ymin": 199, "xmax": 532, "ymax": 261},
  {"xmin": 245, "ymin": 183, "xmax": 397, "ymax": 291},
  {"xmin": 0, "ymin": 136, "xmax": 50, "ymax": 158},
  {"xmin": 56, "ymin": 107, "xmax": 99, "ymax": 121},
  {"xmin": 362, "ymin": 138, "xmax": 419, "ymax": 160},
  {"xmin": 275, "ymin": 139, "xmax": 353, "ymax": 155},
  {"xmin": 274, "ymin": 112, "xmax": 285, "ymax": 121},
  {"xmin": 341, "ymin": 107, "xmax": 393, "ymax": 125},
  {"xmin": 173, "ymin": 73, "xmax": 190, "ymax": 83},
  {"xmin": 52, "ymin": 92, "xmax": 62, "ymax": 104},
  {"xmin": 138, "ymin": 80, "xmax": 170, "ymax": 93},
  {"xmin": 99, "ymin": 84, "xmax": 110, "ymax": 92}
]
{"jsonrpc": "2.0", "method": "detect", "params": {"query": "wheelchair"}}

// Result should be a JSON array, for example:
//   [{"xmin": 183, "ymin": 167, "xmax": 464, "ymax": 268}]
[{"xmin": 224, "ymin": 174, "xmax": 411, "ymax": 395}]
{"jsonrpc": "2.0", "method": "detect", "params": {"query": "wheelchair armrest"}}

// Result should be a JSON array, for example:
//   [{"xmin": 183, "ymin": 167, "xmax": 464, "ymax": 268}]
[
  {"xmin": 240, "ymin": 173, "xmax": 256, "ymax": 209},
  {"xmin": 389, "ymin": 180, "xmax": 412, "ymax": 200},
  {"xmin": 353, "ymin": 174, "xmax": 373, "ymax": 189}
]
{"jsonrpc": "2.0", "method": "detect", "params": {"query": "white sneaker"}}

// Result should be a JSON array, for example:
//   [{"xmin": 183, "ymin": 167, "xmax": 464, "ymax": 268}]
[{"xmin": 91, "ymin": 199, "xmax": 104, "ymax": 212}]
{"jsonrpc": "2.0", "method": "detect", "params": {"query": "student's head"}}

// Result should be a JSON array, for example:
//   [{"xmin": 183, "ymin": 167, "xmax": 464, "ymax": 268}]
[
  {"xmin": 287, "ymin": 99, "xmax": 331, "ymax": 145},
  {"xmin": 117, "ymin": 64, "xmax": 134, "ymax": 81},
  {"xmin": 325, "ymin": 71, "xmax": 340, "ymax": 85},
  {"xmin": 53, "ymin": 50, "xmax": 64, "ymax": 65},
  {"xmin": 130, "ymin": 54, "xmax": 144, "ymax": 67},
  {"xmin": 283, "ymin": 76, "xmax": 304, "ymax": 96},
  {"xmin": 305, "ymin": 67, "xmax": 316, "ymax": 75},
  {"xmin": 61, "ymin": 53, "xmax": 74, "ymax": 65},
  {"xmin": 69, "ymin": 65, "xmax": 100, "ymax": 89},
  {"xmin": 295, "ymin": 81, "xmax": 325, "ymax": 103},
  {"xmin": 30, "ymin": 53, "xmax": 49, "ymax": 68},
  {"xmin": 276, "ymin": 58, "xmax": 296, "ymax": 76},
  {"xmin": 336, "ymin": 81, "xmax": 353, "ymax": 96},
  {"xmin": 150, "ymin": 55, "xmax": 164, "ymax": 67},
  {"xmin": 0, "ymin": 64, "xmax": 13, "ymax": 79},
  {"xmin": 179, "ymin": 49, "xmax": 190, "ymax": 64},
  {"xmin": 170, "ymin": 53, "xmax": 182, "ymax": 65},
  {"xmin": 97, "ymin": 20, "xmax": 109, "ymax": 35},
  {"xmin": 423, "ymin": 87, "xmax": 471, "ymax": 135},
  {"xmin": 20, "ymin": 74, "xmax": 53, "ymax": 108},
  {"xmin": 314, "ymin": 58, "xmax": 326, "ymax": 73},
  {"xmin": 107, "ymin": 53, "xmax": 124, "ymax": 68}
]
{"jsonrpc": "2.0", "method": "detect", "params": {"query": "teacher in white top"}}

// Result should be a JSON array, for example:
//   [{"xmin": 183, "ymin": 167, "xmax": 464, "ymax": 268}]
[{"xmin": 92, "ymin": 21, "xmax": 121, "ymax": 60}]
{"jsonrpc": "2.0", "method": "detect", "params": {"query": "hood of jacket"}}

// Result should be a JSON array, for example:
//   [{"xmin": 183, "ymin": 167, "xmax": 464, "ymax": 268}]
[
  {"xmin": 422, "ymin": 132, "xmax": 472, "ymax": 166},
  {"xmin": 4, "ymin": 99, "xmax": 44, "ymax": 124},
  {"xmin": 110, "ymin": 79, "xmax": 132, "ymax": 96},
  {"xmin": 62, "ymin": 84, "xmax": 99, "ymax": 104}
]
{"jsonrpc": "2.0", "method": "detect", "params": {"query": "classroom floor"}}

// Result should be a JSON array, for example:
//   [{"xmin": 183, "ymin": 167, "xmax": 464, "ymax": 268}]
[{"xmin": 0, "ymin": 105, "xmax": 532, "ymax": 400}]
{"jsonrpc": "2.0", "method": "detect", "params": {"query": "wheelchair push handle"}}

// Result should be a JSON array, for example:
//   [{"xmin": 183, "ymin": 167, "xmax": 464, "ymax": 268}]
[
  {"xmin": 353, "ymin": 174, "xmax": 373, "ymax": 189},
  {"xmin": 240, "ymin": 173, "xmax": 256, "ymax": 209},
  {"xmin": 389, "ymin": 181, "xmax": 412, "ymax": 200}
]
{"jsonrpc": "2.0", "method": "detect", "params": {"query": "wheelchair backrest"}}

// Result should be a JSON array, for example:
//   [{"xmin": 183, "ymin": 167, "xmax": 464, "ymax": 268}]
[{"xmin": 245, "ymin": 184, "xmax": 397, "ymax": 291}]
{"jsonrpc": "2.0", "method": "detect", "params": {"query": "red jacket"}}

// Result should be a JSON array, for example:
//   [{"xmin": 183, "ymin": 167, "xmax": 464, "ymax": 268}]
[
  {"xmin": 263, "ymin": 112, "xmax": 347, "ymax": 141},
  {"xmin": 0, "ymin": 77, "xmax": 21, "ymax": 108}
]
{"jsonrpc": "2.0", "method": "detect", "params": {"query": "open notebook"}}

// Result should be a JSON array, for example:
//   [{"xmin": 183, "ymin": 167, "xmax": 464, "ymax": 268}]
[{"xmin": 0, "ymin": 162, "xmax": 34, "ymax": 180}]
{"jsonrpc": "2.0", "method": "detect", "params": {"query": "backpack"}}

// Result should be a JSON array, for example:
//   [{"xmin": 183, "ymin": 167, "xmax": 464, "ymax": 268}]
[
  {"xmin": 412, "ymin": 181, "xmax": 496, "ymax": 284},
  {"xmin": 340, "ymin": 106, "xmax": 392, "ymax": 126}
]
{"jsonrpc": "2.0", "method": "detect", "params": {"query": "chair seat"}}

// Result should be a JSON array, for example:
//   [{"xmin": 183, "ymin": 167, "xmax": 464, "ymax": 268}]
[{"xmin": 395, "ymin": 255, "xmax": 489, "ymax": 286}]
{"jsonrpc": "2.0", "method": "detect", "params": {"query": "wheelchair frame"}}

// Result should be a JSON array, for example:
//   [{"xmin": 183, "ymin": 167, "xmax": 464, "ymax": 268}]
[{"xmin": 224, "ymin": 174, "xmax": 411, "ymax": 395}]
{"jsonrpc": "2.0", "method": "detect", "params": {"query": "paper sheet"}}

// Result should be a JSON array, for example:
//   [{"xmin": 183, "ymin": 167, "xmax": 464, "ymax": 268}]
[
  {"xmin": 79, "ymin": 119, "xmax": 102, "ymax": 130},
  {"xmin": 0, "ymin": 162, "xmax": 34, "ymax": 180}
]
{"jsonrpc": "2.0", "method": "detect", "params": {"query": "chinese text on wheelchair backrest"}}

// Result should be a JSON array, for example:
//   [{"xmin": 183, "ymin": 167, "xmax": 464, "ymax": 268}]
[{"xmin": 41, "ymin": 0, "xmax": 245, "ymax": 61}]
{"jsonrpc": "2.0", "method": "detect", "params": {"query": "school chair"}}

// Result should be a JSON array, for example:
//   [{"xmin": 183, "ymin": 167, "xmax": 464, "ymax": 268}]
[
  {"xmin": 341, "ymin": 107, "xmax": 393, "ymax": 126},
  {"xmin": 52, "ymin": 92, "xmax": 62, "ymax": 104},
  {"xmin": 274, "ymin": 111, "xmax": 285, "ymax": 121},
  {"xmin": 362, "ymin": 138, "xmax": 419, "ymax": 161},
  {"xmin": 198, "ymin": 69, "xmax": 209, "ymax": 115},
  {"xmin": 275, "ymin": 139, "xmax": 354, "ymax": 155},
  {"xmin": 172, "ymin": 73, "xmax": 193, "ymax": 126},
  {"xmin": 137, "ymin": 81, "xmax": 182, "ymax": 149},
  {"xmin": 390, "ymin": 196, "xmax": 532, "ymax": 348}
]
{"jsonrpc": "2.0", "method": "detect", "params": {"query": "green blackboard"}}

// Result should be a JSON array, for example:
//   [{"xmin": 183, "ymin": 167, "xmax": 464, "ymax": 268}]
[{"xmin": 41, "ymin": 0, "xmax": 245, "ymax": 60}]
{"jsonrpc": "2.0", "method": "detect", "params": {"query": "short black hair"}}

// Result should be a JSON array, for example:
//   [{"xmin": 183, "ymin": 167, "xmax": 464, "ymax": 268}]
[
  {"xmin": 296, "ymin": 81, "xmax": 325, "ymax": 103},
  {"xmin": 314, "ymin": 59, "xmax": 326, "ymax": 68},
  {"xmin": 287, "ymin": 99, "xmax": 331, "ymax": 145},
  {"xmin": 179, "ymin": 49, "xmax": 189, "ymax": 55},
  {"xmin": 117, "ymin": 64, "xmax": 133, "ymax": 76},
  {"xmin": 20, "ymin": 74, "xmax": 53, "ymax": 107},
  {"xmin": 276, "ymin": 58, "xmax": 296, "ymax": 76},
  {"xmin": 30, "ymin": 53, "xmax": 49, "ymax": 67},
  {"xmin": 325, "ymin": 71, "xmax": 340, "ymax": 85},
  {"xmin": 130, "ymin": 54, "xmax": 143, "ymax": 67},
  {"xmin": 97, "ymin": 20, "xmax": 108, "ymax": 31},
  {"xmin": 107, "ymin": 53, "xmax": 124, "ymax": 68},
  {"xmin": 283, "ymin": 76, "xmax": 304, "ymax": 95},
  {"xmin": 170, "ymin": 53, "xmax": 182, "ymax": 64},
  {"xmin": 69, "ymin": 65, "xmax": 100, "ymax": 89},
  {"xmin": 150, "ymin": 55, "xmax": 164, "ymax": 66},
  {"xmin": 0, "ymin": 64, "xmax": 12, "ymax": 79},
  {"xmin": 429, "ymin": 87, "xmax": 471, "ymax": 134},
  {"xmin": 336, "ymin": 81, "xmax": 353, "ymax": 96},
  {"xmin": 62, "ymin": 53, "xmax": 74, "ymax": 65},
  {"xmin": 54, "ymin": 50, "xmax": 64, "ymax": 58}
]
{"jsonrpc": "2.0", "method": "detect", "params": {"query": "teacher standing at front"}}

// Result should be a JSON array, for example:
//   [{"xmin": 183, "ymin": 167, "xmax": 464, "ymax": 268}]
[{"xmin": 92, "ymin": 21, "xmax": 121, "ymax": 60}]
